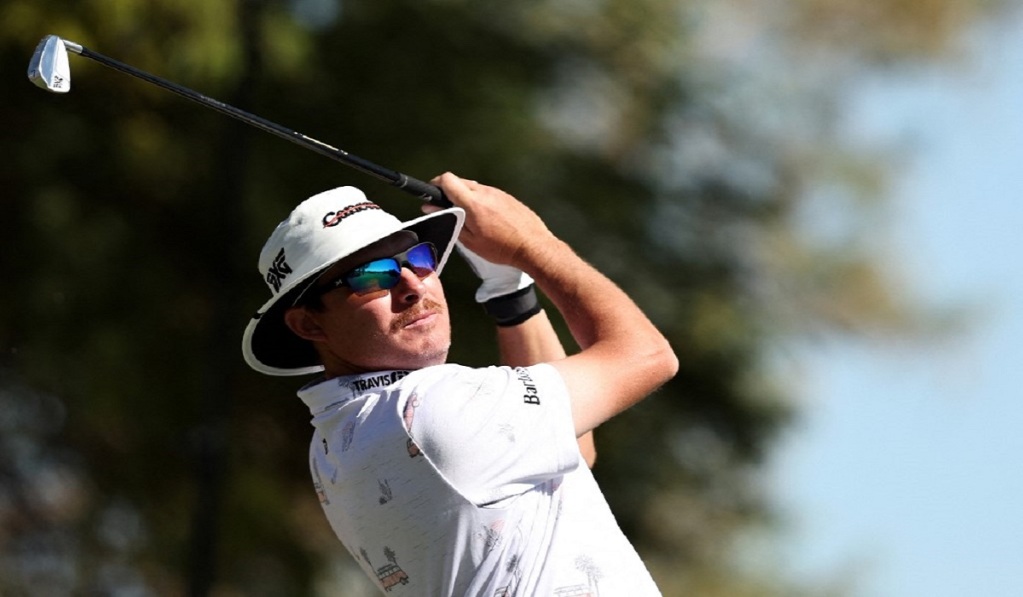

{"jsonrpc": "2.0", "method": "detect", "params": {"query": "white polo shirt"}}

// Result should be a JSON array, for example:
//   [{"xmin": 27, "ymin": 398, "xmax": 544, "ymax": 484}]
[{"xmin": 299, "ymin": 363, "xmax": 661, "ymax": 596}]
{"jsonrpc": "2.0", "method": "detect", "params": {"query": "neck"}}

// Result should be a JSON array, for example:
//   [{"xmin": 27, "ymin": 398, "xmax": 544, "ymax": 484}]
[{"xmin": 317, "ymin": 352, "xmax": 447, "ymax": 380}]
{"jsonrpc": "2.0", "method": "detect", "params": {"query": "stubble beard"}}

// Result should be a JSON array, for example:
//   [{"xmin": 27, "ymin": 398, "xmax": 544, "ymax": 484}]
[{"xmin": 389, "ymin": 297, "xmax": 450, "ymax": 367}]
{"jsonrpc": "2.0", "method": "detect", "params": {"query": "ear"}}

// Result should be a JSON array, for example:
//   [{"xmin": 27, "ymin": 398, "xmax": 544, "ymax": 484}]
[{"xmin": 284, "ymin": 307, "xmax": 327, "ymax": 342}]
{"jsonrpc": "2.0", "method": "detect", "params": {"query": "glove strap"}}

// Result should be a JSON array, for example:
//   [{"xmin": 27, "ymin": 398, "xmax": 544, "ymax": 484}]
[{"xmin": 482, "ymin": 285, "xmax": 542, "ymax": 327}]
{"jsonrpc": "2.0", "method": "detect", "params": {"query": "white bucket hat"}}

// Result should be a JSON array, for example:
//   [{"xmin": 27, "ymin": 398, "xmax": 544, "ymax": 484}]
[{"xmin": 242, "ymin": 186, "xmax": 464, "ymax": 376}]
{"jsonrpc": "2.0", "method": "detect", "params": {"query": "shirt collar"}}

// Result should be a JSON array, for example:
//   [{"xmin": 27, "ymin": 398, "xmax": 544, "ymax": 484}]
[{"xmin": 297, "ymin": 370, "xmax": 411, "ymax": 415}]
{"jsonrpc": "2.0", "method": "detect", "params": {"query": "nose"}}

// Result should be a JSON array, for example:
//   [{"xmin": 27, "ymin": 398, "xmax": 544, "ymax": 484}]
[{"xmin": 394, "ymin": 267, "xmax": 427, "ymax": 304}]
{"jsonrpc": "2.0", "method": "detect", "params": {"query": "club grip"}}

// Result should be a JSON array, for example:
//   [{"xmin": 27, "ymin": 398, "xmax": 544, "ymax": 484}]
[{"xmin": 395, "ymin": 175, "xmax": 453, "ymax": 208}]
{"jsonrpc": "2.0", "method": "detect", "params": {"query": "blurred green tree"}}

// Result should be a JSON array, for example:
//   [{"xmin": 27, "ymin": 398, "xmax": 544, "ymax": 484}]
[{"xmin": 0, "ymin": 0, "xmax": 1004, "ymax": 594}]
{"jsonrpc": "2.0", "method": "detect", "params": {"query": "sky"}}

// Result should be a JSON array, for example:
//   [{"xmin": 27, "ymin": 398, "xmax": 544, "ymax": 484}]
[{"xmin": 770, "ymin": 8, "xmax": 1023, "ymax": 597}]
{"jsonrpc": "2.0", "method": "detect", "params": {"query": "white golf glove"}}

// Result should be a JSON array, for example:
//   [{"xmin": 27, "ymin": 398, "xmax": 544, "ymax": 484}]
[
  {"xmin": 456, "ymin": 243, "xmax": 542, "ymax": 326},
  {"xmin": 456, "ymin": 242, "xmax": 535, "ymax": 303}
]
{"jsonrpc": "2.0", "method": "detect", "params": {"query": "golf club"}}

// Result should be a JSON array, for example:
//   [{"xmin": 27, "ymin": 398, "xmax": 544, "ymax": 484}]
[{"xmin": 28, "ymin": 34, "xmax": 452, "ymax": 207}]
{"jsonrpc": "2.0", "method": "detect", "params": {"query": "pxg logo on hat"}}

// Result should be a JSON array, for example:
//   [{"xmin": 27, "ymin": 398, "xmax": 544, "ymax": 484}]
[{"xmin": 265, "ymin": 248, "xmax": 293, "ymax": 293}]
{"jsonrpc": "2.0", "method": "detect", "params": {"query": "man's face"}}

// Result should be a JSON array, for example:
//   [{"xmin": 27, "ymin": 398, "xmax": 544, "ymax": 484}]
[{"xmin": 289, "ymin": 232, "xmax": 451, "ymax": 377}]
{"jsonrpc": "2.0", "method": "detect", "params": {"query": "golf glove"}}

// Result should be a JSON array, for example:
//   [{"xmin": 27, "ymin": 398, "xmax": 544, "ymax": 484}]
[
  {"xmin": 456, "ymin": 243, "xmax": 541, "ymax": 326},
  {"xmin": 456, "ymin": 243, "xmax": 534, "ymax": 303}
]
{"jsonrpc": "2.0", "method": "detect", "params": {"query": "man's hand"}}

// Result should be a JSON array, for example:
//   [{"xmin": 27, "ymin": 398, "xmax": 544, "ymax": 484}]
[{"xmin": 425, "ymin": 172, "xmax": 554, "ymax": 269}]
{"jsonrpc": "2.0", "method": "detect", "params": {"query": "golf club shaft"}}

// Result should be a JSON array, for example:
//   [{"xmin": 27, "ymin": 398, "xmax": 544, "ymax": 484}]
[{"xmin": 63, "ymin": 40, "xmax": 451, "ymax": 207}]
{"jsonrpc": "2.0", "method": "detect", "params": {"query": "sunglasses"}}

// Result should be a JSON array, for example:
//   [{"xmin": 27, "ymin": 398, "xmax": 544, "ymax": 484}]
[{"xmin": 308, "ymin": 242, "xmax": 439, "ymax": 299}]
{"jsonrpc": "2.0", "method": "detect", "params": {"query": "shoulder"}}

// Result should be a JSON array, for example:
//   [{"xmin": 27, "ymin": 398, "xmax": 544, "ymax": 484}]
[
  {"xmin": 397, "ymin": 364, "xmax": 580, "ymax": 504},
  {"xmin": 400, "ymin": 362, "xmax": 573, "ymax": 450}
]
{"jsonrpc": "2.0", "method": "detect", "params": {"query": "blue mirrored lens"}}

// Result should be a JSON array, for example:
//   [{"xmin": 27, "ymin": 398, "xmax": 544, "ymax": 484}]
[
  {"xmin": 404, "ymin": 243, "xmax": 438, "ymax": 276},
  {"xmin": 345, "ymin": 259, "xmax": 401, "ymax": 294}
]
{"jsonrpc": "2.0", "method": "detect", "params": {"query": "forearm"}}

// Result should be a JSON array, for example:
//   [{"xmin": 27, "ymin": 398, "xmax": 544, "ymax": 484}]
[
  {"xmin": 518, "ymin": 238, "xmax": 669, "ymax": 359},
  {"xmin": 516, "ymin": 238, "xmax": 678, "ymax": 434},
  {"xmin": 495, "ymin": 310, "xmax": 565, "ymax": 366}
]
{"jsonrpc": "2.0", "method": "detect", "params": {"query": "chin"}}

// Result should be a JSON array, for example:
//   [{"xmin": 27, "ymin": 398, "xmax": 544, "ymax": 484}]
[
  {"xmin": 367, "ymin": 340, "xmax": 447, "ymax": 372},
  {"xmin": 407, "ymin": 345, "xmax": 450, "ymax": 369}
]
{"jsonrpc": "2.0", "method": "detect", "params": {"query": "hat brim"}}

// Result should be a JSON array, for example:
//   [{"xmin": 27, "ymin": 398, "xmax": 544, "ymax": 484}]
[{"xmin": 242, "ymin": 206, "xmax": 465, "ymax": 376}]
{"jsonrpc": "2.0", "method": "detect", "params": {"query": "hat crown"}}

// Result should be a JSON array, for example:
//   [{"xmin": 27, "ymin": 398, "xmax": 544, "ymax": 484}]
[{"xmin": 257, "ymin": 187, "xmax": 403, "ymax": 297}]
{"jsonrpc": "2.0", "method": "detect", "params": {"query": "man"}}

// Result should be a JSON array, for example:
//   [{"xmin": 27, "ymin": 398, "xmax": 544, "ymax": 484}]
[{"xmin": 241, "ymin": 173, "xmax": 678, "ymax": 595}]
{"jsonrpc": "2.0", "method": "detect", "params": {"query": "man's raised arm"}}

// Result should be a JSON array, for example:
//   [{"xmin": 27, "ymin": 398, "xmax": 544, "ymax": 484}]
[{"xmin": 434, "ymin": 173, "xmax": 678, "ymax": 437}]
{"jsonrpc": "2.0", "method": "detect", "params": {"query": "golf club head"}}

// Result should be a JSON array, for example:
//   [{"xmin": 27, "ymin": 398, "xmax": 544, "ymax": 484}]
[{"xmin": 28, "ymin": 35, "xmax": 71, "ymax": 93}]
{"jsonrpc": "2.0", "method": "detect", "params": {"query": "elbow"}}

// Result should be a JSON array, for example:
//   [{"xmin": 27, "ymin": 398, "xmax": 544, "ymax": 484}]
[
  {"xmin": 615, "ymin": 334, "xmax": 678, "ymax": 391},
  {"xmin": 661, "ymin": 342, "xmax": 680, "ymax": 383},
  {"xmin": 620, "ymin": 338, "xmax": 677, "ymax": 404},
  {"xmin": 647, "ymin": 338, "xmax": 679, "ymax": 386}
]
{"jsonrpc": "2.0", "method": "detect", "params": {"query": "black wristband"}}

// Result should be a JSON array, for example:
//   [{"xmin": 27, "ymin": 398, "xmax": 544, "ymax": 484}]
[{"xmin": 482, "ymin": 285, "xmax": 542, "ymax": 327}]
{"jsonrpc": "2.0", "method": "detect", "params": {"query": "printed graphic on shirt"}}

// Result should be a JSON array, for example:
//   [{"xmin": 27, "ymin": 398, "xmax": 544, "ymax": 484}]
[
  {"xmin": 506, "ymin": 554, "xmax": 520, "ymax": 574},
  {"xmin": 477, "ymin": 519, "xmax": 505, "ymax": 555},
  {"xmin": 378, "ymin": 479, "xmax": 393, "ymax": 505},
  {"xmin": 514, "ymin": 367, "xmax": 541, "ymax": 405},
  {"xmin": 360, "ymin": 546, "xmax": 410, "ymax": 592},
  {"xmin": 311, "ymin": 458, "xmax": 329, "ymax": 506},
  {"xmin": 341, "ymin": 420, "xmax": 356, "ymax": 453},
  {"xmin": 553, "ymin": 585, "xmax": 593, "ymax": 596},
  {"xmin": 552, "ymin": 555, "xmax": 604, "ymax": 596},
  {"xmin": 497, "ymin": 422, "xmax": 516, "ymax": 443},
  {"xmin": 494, "ymin": 553, "xmax": 522, "ymax": 597},
  {"xmin": 402, "ymin": 393, "xmax": 422, "ymax": 458}
]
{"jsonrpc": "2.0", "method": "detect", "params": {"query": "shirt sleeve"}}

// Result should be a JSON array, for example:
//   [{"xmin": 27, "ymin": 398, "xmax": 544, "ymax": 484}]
[{"xmin": 407, "ymin": 363, "xmax": 581, "ymax": 506}]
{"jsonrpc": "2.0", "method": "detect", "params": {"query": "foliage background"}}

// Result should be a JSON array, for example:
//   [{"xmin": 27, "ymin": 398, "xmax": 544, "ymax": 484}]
[{"xmin": 0, "ymin": 0, "xmax": 1006, "ymax": 594}]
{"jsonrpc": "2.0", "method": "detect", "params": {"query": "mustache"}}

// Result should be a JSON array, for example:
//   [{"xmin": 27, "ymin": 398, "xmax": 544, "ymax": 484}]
[{"xmin": 390, "ymin": 298, "xmax": 445, "ymax": 332}]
